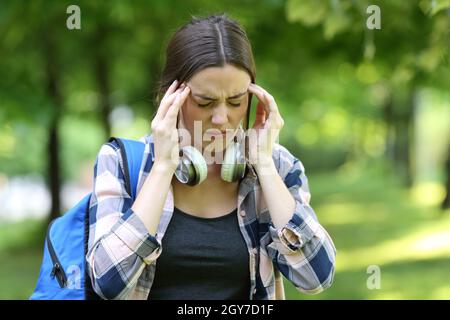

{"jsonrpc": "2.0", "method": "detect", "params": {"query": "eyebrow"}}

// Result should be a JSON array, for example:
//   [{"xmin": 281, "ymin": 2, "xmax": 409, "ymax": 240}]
[{"xmin": 192, "ymin": 91, "xmax": 247, "ymax": 101}]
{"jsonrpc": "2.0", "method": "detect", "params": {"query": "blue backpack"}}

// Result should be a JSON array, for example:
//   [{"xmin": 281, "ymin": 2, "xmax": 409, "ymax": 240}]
[{"xmin": 30, "ymin": 137, "xmax": 146, "ymax": 300}]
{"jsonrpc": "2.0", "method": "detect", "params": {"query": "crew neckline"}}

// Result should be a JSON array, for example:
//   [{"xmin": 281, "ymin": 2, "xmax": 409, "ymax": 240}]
[{"xmin": 174, "ymin": 206, "xmax": 238, "ymax": 221}]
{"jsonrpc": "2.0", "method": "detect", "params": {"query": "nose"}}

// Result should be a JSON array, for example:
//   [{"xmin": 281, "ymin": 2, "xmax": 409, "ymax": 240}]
[{"xmin": 211, "ymin": 103, "xmax": 228, "ymax": 126}]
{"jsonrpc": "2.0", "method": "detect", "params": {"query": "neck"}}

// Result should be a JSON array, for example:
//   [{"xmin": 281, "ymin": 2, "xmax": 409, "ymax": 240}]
[
  {"xmin": 172, "ymin": 162, "xmax": 239, "ymax": 193},
  {"xmin": 171, "ymin": 162, "xmax": 239, "ymax": 216}
]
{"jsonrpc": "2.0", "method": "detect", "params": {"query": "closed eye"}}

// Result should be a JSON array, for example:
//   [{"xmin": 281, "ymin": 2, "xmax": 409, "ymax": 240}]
[
  {"xmin": 197, "ymin": 102, "xmax": 212, "ymax": 107},
  {"xmin": 197, "ymin": 101, "xmax": 241, "ymax": 107}
]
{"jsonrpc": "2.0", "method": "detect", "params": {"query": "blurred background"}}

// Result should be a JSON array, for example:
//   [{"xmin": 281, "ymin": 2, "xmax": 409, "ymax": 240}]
[{"xmin": 0, "ymin": 0, "xmax": 449, "ymax": 299}]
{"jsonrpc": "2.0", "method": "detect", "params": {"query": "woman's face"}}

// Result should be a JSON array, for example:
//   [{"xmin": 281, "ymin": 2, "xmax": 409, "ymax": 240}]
[{"xmin": 181, "ymin": 64, "xmax": 251, "ymax": 151}]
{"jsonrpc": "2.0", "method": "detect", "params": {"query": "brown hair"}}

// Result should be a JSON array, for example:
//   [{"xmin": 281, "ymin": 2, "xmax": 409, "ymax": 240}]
[{"xmin": 156, "ymin": 14, "xmax": 256, "ymax": 129}]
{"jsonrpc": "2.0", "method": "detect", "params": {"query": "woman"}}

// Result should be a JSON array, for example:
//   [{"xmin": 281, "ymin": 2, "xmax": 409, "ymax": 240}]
[{"xmin": 86, "ymin": 14, "xmax": 336, "ymax": 300}]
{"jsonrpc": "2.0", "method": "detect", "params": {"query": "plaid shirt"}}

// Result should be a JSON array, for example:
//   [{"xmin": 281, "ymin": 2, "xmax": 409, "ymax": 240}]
[{"xmin": 86, "ymin": 134, "xmax": 336, "ymax": 300}]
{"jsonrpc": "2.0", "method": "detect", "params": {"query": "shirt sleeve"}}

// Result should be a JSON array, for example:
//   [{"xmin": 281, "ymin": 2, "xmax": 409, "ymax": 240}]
[
  {"xmin": 265, "ymin": 144, "xmax": 337, "ymax": 295},
  {"xmin": 85, "ymin": 141, "xmax": 161, "ymax": 300}
]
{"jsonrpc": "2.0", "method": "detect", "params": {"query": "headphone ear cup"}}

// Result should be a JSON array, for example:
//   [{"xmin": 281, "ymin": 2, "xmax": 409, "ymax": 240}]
[
  {"xmin": 221, "ymin": 141, "xmax": 246, "ymax": 183},
  {"xmin": 174, "ymin": 146, "xmax": 207, "ymax": 186}
]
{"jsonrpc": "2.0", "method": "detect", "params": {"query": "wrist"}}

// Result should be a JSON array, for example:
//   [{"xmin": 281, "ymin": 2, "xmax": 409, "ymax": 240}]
[
  {"xmin": 152, "ymin": 160, "xmax": 177, "ymax": 176},
  {"xmin": 254, "ymin": 155, "xmax": 276, "ymax": 176}
]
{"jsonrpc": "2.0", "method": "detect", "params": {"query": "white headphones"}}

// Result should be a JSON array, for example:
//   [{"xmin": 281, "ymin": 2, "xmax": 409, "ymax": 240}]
[{"xmin": 174, "ymin": 124, "xmax": 247, "ymax": 186}]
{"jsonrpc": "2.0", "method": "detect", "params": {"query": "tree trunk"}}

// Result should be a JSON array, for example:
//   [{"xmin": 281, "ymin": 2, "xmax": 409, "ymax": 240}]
[
  {"xmin": 95, "ymin": 52, "xmax": 111, "ymax": 139},
  {"xmin": 392, "ymin": 89, "xmax": 416, "ymax": 187},
  {"xmin": 382, "ymin": 92, "xmax": 395, "ymax": 162},
  {"xmin": 47, "ymin": 121, "xmax": 61, "ymax": 222},
  {"xmin": 94, "ymin": 25, "xmax": 112, "ymax": 140},
  {"xmin": 43, "ymin": 34, "xmax": 62, "ymax": 223},
  {"xmin": 442, "ymin": 144, "xmax": 450, "ymax": 210}
]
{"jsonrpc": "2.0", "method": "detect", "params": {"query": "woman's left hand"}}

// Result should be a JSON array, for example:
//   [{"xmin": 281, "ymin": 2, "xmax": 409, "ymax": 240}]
[{"xmin": 247, "ymin": 83, "xmax": 285, "ymax": 170}]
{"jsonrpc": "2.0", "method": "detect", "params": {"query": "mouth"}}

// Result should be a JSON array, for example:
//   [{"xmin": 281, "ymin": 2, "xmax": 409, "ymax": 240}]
[
  {"xmin": 204, "ymin": 129, "xmax": 229, "ymax": 136},
  {"xmin": 211, "ymin": 131, "xmax": 227, "ymax": 136}
]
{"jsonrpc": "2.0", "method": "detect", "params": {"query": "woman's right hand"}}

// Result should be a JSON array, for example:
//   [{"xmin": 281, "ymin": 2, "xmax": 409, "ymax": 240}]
[{"xmin": 150, "ymin": 80, "xmax": 190, "ymax": 173}]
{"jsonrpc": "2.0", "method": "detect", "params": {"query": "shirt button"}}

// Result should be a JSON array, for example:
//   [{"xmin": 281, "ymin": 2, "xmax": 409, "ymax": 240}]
[
  {"xmin": 253, "ymin": 288, "xmax": 257, "ymax": 294},
  {"xmin": 240, "ymin": 210, "xmax": 246, "ymax": 217},
  {"xmin": 252, "ymin": 248, "xmax": 258, "ymax": 255}
]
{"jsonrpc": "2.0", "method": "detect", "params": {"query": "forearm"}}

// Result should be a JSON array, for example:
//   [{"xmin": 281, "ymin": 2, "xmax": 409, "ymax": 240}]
[
  {"xmin": 256, "ymin": 155, "xmax": 336, "ymax": 293},
  {"xmin": 131, "ymin": 162, "xmax": 175, "ymax": 235},
  {"xmin": 255, "ymin": 157, "xmax": 296, "ymax": 229}
]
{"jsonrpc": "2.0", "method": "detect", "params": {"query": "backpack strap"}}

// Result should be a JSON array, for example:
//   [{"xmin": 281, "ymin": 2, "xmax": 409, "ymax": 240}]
[{"xmin": 108, "ymin": 137, "xmax": 146, "ymax": 200}]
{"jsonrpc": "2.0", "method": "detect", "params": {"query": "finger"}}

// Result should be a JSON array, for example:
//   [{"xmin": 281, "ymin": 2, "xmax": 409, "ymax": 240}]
[
  {"xmin": 159, "ymin": 81, "xmax": 186, "ymax": 113},
  {"xmin": 177, "ymin": 102, "xmax": 187, "ymax": 130},
  {"xmin": 259, "ymin": 87, "xmax": 284, "ymax": 126},
  {"xmin": 165, "ymin": 86, "xmax": 190, "ymax": 126},
  {"xmin": 160, "ymin": 84, "xmax": 183, "ymax": 108},
  {"xmin": 161, "ymin": 79, "xmax": 179, "ymax": 102},
  {"xmin": 264, "ymin": 107, "xmax": 284, "ymax": 130},
  {"xmin": 155, "ymin": 87, "xmax": 184, "ymax": 122},
  {"xmin": 249, "ymin": 84, "xmax": 280, "ymax": 122},
  {"xmin": 154, "ymin": 93, "xmax": 178, "ymax": 123},
  {"xmin": 252, "ymin": 101, "xmax": 266, "ymax": 128},
  {"xmin": 260, "ymin": 89, "xmax": 279, "ymax": 115},
  {"xmin": 254, "ymin": 84, "xmax": 276, "ymax": 115},
  {"xmin": 248, "ymin": 84, "xmax": 271, "ymax": 115}
]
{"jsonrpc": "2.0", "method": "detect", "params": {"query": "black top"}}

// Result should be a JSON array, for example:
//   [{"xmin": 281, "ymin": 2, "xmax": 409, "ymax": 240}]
[{"xmin": 149, "ymin": 206, "xmax": 250, "ymax": 300}]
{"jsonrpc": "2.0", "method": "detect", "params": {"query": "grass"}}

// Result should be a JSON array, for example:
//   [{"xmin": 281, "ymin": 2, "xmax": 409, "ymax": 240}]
[
  {"xmin": 0, "ymin": 218, "xmax": 46, "ymax": 299},
  {"xmin": 0, "ymin": 249, "xmax": 43, "ymax": 299},
  {"xmin": 284, "ymin": 161, "xmax": 450, "ymax": 300},
  {"xmin": 0, "ymin": 161, "xmax": 449, "ymax": 299}
]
